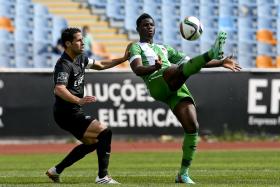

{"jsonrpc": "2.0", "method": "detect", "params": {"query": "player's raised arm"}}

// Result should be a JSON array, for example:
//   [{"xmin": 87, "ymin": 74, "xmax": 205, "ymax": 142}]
[{"xmin": 88, "ymin": 43, "xmax": 132, "ymax": 70}]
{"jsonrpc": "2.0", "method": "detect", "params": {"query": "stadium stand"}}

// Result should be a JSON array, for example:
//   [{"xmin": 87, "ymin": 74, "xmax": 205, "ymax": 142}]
[{"xmin": 1, "ymin": 0, "xmax": 280, "ymax": 69}]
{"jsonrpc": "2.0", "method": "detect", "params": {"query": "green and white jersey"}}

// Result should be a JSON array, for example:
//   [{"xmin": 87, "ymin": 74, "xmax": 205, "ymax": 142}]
[{"xmin": 129, "ymin": 42, "xmax": 190, "ymax": 83}]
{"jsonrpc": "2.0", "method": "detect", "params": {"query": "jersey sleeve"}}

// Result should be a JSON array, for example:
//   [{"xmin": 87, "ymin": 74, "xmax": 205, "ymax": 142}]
[
  {"xmin": 165, "ymin": 44, "xmax": 186, "ymax": 64},
  {"xmin": 129, "ymin": 43, "xmax": 141, "ymax": 63},
  {"xmin": 54, "ymin": 61, "xmax": 71, "ymax": 85}
]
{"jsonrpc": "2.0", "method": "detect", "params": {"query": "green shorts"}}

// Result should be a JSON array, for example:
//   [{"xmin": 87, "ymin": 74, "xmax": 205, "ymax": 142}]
[{"xmin": 146, "ymin": 68, "xmax": 195, "ymax": 110}]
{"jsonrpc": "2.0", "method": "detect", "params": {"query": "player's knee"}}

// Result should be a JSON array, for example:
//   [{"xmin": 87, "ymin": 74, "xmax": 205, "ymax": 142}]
[
  {"xmin": 94, "ymin": 121, "xmax": 108, "ymax": 133},
  {"xmin": 180, "ymin": 61, "xmax": 201, "ymax": 76},
  {"xmin": 184, "ymin": 121, "xmax": 199, "ymax": 134},
  {"xmin": 82, "ymin": 137, "xmax": 98, "ymax": 145}
]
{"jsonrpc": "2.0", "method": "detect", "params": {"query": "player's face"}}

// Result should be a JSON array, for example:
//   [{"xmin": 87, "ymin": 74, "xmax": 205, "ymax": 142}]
[
  {"xmin": 69, "ymin": 32, "xmax": 84, "ymax": 55},
  {"xmin": 138, "ymin": 18, "xmax": 155, "ymax": 40}
]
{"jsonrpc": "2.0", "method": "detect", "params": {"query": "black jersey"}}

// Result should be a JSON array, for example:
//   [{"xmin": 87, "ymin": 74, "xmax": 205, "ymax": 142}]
[{"xmin": 53, "ymin": 52, "xmax": 94, "ymax": 112}]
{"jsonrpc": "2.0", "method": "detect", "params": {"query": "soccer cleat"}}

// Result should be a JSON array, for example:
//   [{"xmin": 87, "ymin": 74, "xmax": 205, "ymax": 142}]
[
  {"xmin": 46, "ymin": 167, "xmax": 60, "ymax": 183},
  {"xmin": 209, "ymin": 31, "xmax": 227, "ymax": 60},
  {"xmin": 175, "ymin": 173, "xmax": 195, "ymax": 184},
  {"xmin": 95, "ymin": 175, "xmax": 120, "ymax": 184}
]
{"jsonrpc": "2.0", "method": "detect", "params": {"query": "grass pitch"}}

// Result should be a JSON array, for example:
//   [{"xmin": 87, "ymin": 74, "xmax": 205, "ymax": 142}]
[{"xmin": 0, "ymin": 150, "xmax": 279, "ymax": 186}]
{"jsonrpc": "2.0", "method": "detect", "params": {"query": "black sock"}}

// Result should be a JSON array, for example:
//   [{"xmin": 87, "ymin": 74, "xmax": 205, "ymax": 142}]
[
  {"xmin": 55, "ymin": 143, "xmax": 97, "ymax": 174},
  {"xmin": 96, "ymin": 128, "xmax": 112, "ymax": 178}
]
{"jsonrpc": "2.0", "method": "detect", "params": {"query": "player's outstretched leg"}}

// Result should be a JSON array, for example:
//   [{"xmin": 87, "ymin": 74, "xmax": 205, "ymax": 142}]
[
  {"xmin": 180, "ymin": 31, "xmax": 227, "ymax": 78},
  {"xmin": 208, "ymin": 31, "xmax": 227, "ymax": 60}
]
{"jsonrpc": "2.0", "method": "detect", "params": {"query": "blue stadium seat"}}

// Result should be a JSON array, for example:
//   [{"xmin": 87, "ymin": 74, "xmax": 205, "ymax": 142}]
[
  {"xmin": 238, "ymin": 28, "xmax": 257, "ymax": 42},
  {"xmin": 200, "ymin": 28, "xmax": 218, "ymax": 42},
  {"xmin": 0, "ymin": 55, "xmax": 15, "ymax": 68},
  {"xmin": 14, "ymin": 16, "xmax": 33, "ymax": 31},
  {"xmin": 257, "ymin": 0, "xmax": 275, "ymax": 4},
  {"xmin": 33, "ymin": 3, "xmax": 49, "ymax": 17},
  {"xmin": 181, "ymin": 41, "xmax": 200, "ymax": 57},
  {"xmin": 0, "ymin": 0, "xmax": 15, "ymax": 3},
  {"xmin": 219, "ymin": 4, "xmax": 238, "ymax": 17},
  {"xmin": 15, "ymin": 2, "xmax": 33, "ymax": 17},
  {"xmin": 124, "ymin": 0, "xmax": 143, "ymax": 31},
  {"xmin": 33, "ymin": 53, "xmax": 53, "ymax": 68},
  {"xmin": 88, "ymin": 0, "xmax": 107, "ymax": 9},
  {"xmin": 257, "ymin": 42, "xmax": 277, "ymax": 56},
  {"xmin": 239, "ymin": 0, "xmax": 257, "ymax": 5},
  {"xmin": 51, "ymin": 16, "xmax": 68, "ymax": 46},
  {"xmin": 224, "ymin": 42, "xmax": 238, "ymax": 56},
  {"xmin": 258, "ymin": 17, "xmax": 277, "ymax": 31},
  {"xmin": 220, "ymin": 0, "xmax": 238, "ymax": 5},
  {"xmin": 200, "ymin": 17, "xmax": 219, "ymax": 29},
  {"xmin": 238, "ymin": 17, "xmax": 258, "ymax": 30},
  {"xmin": 106, "ymin": 0, "xmax": 125, "ymax": 20},
  {"xmin": 143, "ymin": 0, "xmax": 162, "ymax": 18},
  {"xmin": 15, "ymin": 55, "xmax": 33, "ymax": 68},
  {"xmin": 277, "ymin": 19, "xmax": 280, "ymax": 43},
  {"xmin": 257, "ymin": 4, "xmax": 277, "ymax": 17},
  {"xmin": 162, "ymin": 2, "xmax": 181, "ymax": 47},
  {"xmin": 143, "ymin": 0, "xmax": 162, "ymax": 42},
  {"xmin": 15, "ymin": 28, "xmax": 33, "ymax": 56},
  {"xmin": 0, "ymin": 29, "xmax": 14, "ymax": 68},
  {"xmin": 238, "ymin": 54, "xmax": 256, "ymax": 68},
  {"xmin": 238, "ymin": 41, "xmax": 258, "ymax": 56},
  {"xmin": 200, "ymin": 5, "xmax": 219, "ymax": 18},
  {"xmin": 162, "ymin": 0, "xmax": 180, "ymax": 4},
  {"xmin": 154, "ymin": 30, "xmax": 163, "ymax": 43},
  {"xmin": 200, "ymin": 41, "xmax": 212, "ymax": 54},
  {"xmin": 180, "ymin": 0, "xmax": 199, "ymax": 4},
  {"xmin": 0, "ymin": 29, "xmax": 14, "ymax": 57},
  {"xmin": 223, "ymin": 29, "xmax": 238, "ymax": 41},
  {"xmin": 219, "ymin": 17, "xmax": 238, "ymax": 30},
  {"xmin": 239, "ymin": 5, "xmax": 257, "ymax": 17},
  {"xmin": 180, "ymin": 4, "xmax": 200, "ymax": 18},
  {"xmin": 16, "ymin": 0, "xmax": 32, "ymax": 4},
  {"xmin": 34, "ymin": 15, "xmax": 52, "ymax": 32},
  {"xmin": 0, "ymin": 3, "xmax": 15, "ymax": 18},
  {"xmin": 162, "ymin": 27, "xmax": 181, "ymax": 48},
  {"xmin": 200, "ymin": 0, "xmax": 219, "ymax": 5}
]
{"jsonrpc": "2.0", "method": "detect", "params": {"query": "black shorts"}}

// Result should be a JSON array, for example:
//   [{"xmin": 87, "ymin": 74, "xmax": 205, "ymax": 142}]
[{"xmin": 53, "ymin": 109, "xmax": 93, "ymax": 140}]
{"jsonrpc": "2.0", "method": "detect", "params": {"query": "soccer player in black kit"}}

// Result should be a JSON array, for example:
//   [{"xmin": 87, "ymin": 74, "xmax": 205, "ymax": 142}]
[{"xmin": 46, "ymin": 27, "xmax": 129, "ymax": 184}]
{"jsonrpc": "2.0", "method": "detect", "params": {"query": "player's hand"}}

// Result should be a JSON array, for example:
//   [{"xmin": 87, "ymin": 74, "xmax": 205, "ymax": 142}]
[
  {"xmin": 154, "ymin": 55, "xmax": 162, "ymax": 70},
  {"xmin": 78, "ymin": 96, "xmax": 96, "ymax": 106},
  {"xmin": 222, "ymin": 54, "xmax": 241, "ymax": 72}
]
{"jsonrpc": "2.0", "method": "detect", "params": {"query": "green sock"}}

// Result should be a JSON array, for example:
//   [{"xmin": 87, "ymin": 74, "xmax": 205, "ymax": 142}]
[
  {"xmin": 181, "ymin": 52, "xmax": 212, "ymax": 77},
  {"xmin": 179, "ymin": 133, "xmax": 198, "ymax": 175}
]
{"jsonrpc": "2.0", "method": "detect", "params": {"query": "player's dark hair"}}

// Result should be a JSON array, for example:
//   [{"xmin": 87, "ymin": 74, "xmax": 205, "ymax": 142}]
[
  {"xmin": 61, "ymin": 27, "xmax": 81, "ymax": 48},
  {"xmin": 136, "ymin": 13, "xmax": 154, "ymax": 28}
]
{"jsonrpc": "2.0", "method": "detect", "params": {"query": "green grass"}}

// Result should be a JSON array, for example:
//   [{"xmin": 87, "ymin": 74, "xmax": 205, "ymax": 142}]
[{"xmin": 0, "ymin": 150, "xmax": 280, "ymax": 186}]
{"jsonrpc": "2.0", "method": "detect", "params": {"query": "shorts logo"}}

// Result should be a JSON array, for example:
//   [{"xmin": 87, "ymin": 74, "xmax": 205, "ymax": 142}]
[
  {"xmin": 57, "ymin": 72, "xmax": 68, "ymax": 83},
  {"xmin": 85, "ymin": 115, "xmax": 91, "ymax": 120}
]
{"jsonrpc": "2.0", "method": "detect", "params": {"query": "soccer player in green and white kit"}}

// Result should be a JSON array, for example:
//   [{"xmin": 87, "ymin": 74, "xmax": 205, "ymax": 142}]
[{"xmin": 128, "ymin": 13, "xmax": 241, "ymax": 184}]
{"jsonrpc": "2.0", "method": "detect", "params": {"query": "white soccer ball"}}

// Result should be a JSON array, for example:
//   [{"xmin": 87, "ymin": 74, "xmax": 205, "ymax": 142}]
[{"xmin": 180, "ymin": 16, "xmax": 203, "ymax": 41}]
